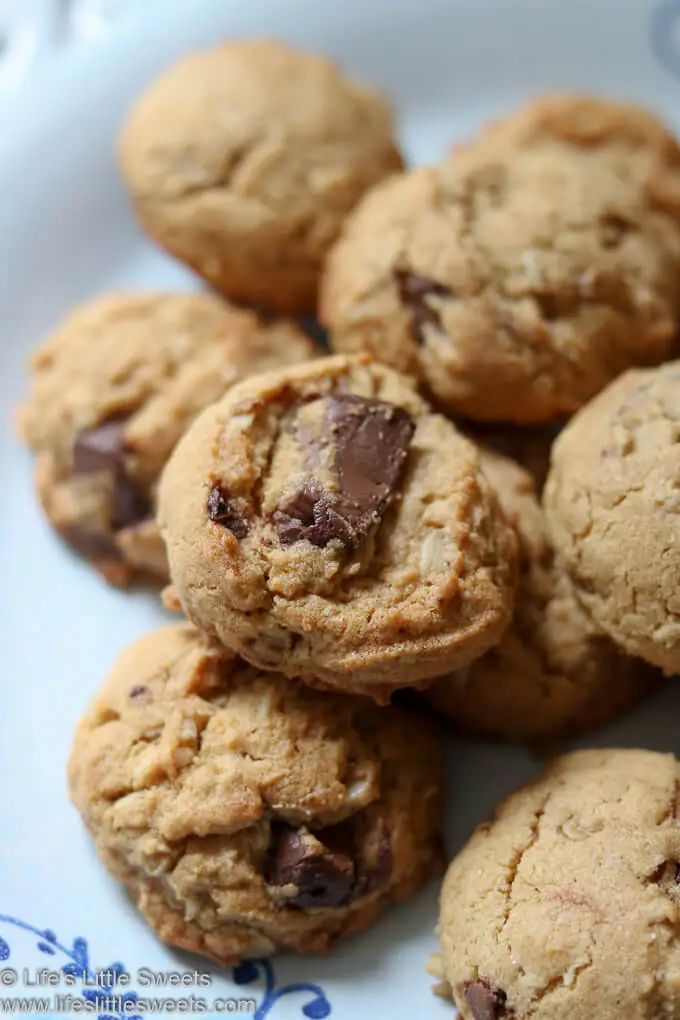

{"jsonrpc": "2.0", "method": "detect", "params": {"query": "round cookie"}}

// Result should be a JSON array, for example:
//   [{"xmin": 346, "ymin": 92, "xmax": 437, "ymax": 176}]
[
  {"xmin": 426, "ymin": 450, "xmax": 656, "ymax": 742},
  {"xmin": 120, "ymin": 39, "xmax": 403, "ymax": 314},
  {"xmin": 544, "ymin": 359, "xmax": 680, "ymax": 674},
  {"xmin": 68, "ymin": 623, "xmax": 444, "ymax": 962},
  {"xmin": 17, "ymin": 292, "xmax": 316, "ymax": 586},
  {"xmin": 158, "ymin": 354, "xmax": 518, "ymax": 701},
  {"xmin": 321, "ymin": 94, "xmax": 680, "ymax": 422},
  {"xmin": 437, "ymin": 748, "xmax": 680, "ymax": 1020}
]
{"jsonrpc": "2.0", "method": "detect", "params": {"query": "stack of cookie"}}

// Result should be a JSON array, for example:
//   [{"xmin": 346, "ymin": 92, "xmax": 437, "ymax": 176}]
[{"xmin": 17, "ymin": 36, "xmax": 680, "ymax": 1020}]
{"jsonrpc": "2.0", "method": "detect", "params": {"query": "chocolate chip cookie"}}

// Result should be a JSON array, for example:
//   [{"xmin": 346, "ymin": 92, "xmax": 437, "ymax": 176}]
[
  {"xmin": 426, "ymin": 450, "xmax": 656, "ymax": 742},
  {"xmin": 544, "ymin": 359, "xmax": 680, "ymax": 674},
  {"xmin": 68, "ymin": 622, "xmax": 444, "ymax": 962},
  {"xmin": 158, "ymin": 354, "xmax": 518, "ymax": 700},
  {"xmin": 436, "ymin": 748, "xmax": 680, "ymax": 1020},
  {"xmin": 120, "ymin": 39, "xmax": 403, "ymax": 315},
  {"xmin": 321, "ymin": 94, "xmax": 680, "ymax": 422},
  {"xmin": 17, "ymin": 292, "xmax": 316, "ymax": 586}
]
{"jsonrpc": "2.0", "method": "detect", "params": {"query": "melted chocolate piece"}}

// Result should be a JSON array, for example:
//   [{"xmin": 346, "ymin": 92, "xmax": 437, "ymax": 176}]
[
  {"xmin": 273, "ymin": 394, "xmax": 414, "ymax": 551},
  {"xmin": 73, "ymin": 416, "xmax": 150, "ymax": 530},
  {"xmin": 266, "ymin": 826, "xmax": 356, "ymax": 909},
  {"xmin": 207, "ymin": 486, "xmax": 248, "ymax": 539},
  {"xmin": 464, "ymin": 981, "xmax": 509, "ymax": 1020},
  {"xmin": 60, "ymin": 525, "xmax": 124, "ymax": 565},
  {"xmin": 73, "ymin": 419, "xmax": 128, "ymax": 474},
  {"xmin": 112, "ymin": 475, "xmax": 152, "ymax": 530},
  {"xmin": 394, "ymin": 269, "xmax": 452, "ymax": 345}
]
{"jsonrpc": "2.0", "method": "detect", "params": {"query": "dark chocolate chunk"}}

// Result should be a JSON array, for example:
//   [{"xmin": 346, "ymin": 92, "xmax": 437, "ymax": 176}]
[
  {"xmin": 207, "ymin": 486, "xmax": 248, "ymax": 539},
  {"xmin": 266, "ymin": 825, "xmax": 356, "ymax": 909},
  {"xmin": 112, "ymin": 475, "xmax": 152, "ymax": 530},
  {"xmin": 129, "ymin": 685, "xmax": 150, "ymax": 699},
  {"xmin": 73, "ymin": 419, "xmax": 128, "ymax": 474},
  {"xmin": 464, "ymin": 981, "xmax": 508, "ymax": 1020},
  {"xmin": 273, "ymin": 394, "xmax": 414, "ymax": 551},
  {"xmin": 60, "ymin": 525, "xmax": 124, "ymax": 565},
  {"xmin": 394, "ymin": 269, "xmax": 452, "ymax": 346}
]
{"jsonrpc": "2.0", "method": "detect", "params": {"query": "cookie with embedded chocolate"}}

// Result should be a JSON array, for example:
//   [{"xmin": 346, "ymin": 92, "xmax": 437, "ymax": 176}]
[
  {"xmin": 68, "ymin": 622, "xmax": 444, "ymax": 962},
  {"xmin": 426, "ymin": 449, "xmax": 656, "ymax": 742},
  {"xmin": 157, "ymin": 354, "xmax": 518, "ymax": 700},
  {"xmin": 321, "ymin": 94, "xmax": 680, "ymax": 422},
  {"xmin": 17, "ymin": 292, "xmax": 316, "ymax": 586},
  {"xmin": 436, "ymin": 748, "xmax": 680, "ymax": 1020},
  {"xmin": 120, "ymin": 39, "xmax": 403, "ymax": 314}
]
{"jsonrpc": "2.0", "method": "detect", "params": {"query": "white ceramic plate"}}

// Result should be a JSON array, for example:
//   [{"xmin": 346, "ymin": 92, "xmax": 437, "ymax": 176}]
[{"xmin": 4, "ymin": 1, "xmax": 680, "ymax": 1017}]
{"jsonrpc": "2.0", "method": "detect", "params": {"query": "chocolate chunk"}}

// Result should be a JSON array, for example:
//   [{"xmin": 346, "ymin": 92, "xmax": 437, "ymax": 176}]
[
  {"xmin": 464, "ymin": 981, "xmax": 508, "ymax": 1020},
  {"xmin": 73, "ymin": 419, "xmax": 128, "ymax": 474},
  {"xmin": 112, "ymin": 475, "xmax": 152, "ymax": 530},
  {"xmin": 273, "ymin": 394, "xmax": 414, "ymax": 551},
  {"xmin": 394, "ymin": 269, "xmax": 452, "ymax": 345},
  {"xmin": 207, "ymin": 486, "xmax": 248, "ymax": 539},
  {"xmin": 129, "ymin": 685, "xmax": 150, "ymax": 699},
  {"xmin": 60, "ymin": 525, "xmax": 124, "ymax": 565},
  {"xmin": 266, "ymin": 825, "xmax": 356, "ymax": 909},
  {"xmin": 73, "ymin": 416, "xmax": 150, "ymax": 530}
]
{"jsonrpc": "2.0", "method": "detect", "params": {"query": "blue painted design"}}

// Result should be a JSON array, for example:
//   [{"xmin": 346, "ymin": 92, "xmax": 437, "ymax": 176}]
[
  {"xmin": 0, "ymin": 915, "xmax": 140, "ymax": 1020},
  {"xmin": 232, "ymin": 958, "xmax": 331, "ymax": 1020},
  {"xmin": 651, "ymin": 0, "xmax": 680, "ymax": 79},
  {"xmin": 0, "ymin": 913, "xmax": 332, "ymax": 1019}
]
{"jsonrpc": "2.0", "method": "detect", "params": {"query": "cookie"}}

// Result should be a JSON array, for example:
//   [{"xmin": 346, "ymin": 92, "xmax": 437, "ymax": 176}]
[
  {"xmin": 120, "ymin": 39, "xmax": 403, "ymax": 315},
  {"xmin": 321, "ymin": 94, "xmax": 680, "ymax": 422},
  {"xmin": 157, "ymin": 354, "xmax": 518, "ymax": 701},
  {"xmin": 426, "ymin": 450, "xmax": 656, "ymax": 742},
  {"xmin": 461, "ymin": 422, "xmax": 561, "ymax": 494},
  {"xmin": 437, "ymin": 748, "xmax": 680, "ymax": 1020},
  {"xmin": 17, "ymin": 292, "xmax": 316, "ymax": 586},
  {"xmin": 544, "ymin": 359, "xmax": 680, "ymax": 674},
  {"xmin": 68, "ymin": 622, "xmax": 444, "ymax": 962}
]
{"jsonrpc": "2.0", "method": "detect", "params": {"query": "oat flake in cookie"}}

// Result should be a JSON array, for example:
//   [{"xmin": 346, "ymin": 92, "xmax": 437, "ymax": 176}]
[
  {"xmin": 437, "ymin": 749, "xmax": 680, "ymax": 1020},
  {"xmin": 158, "ymin": 354, "xmax": 518, "ymax": 700},
  {"xmin": 16, "ymin": 292, "xmax": 316, "ymax": 586},
  {"xmin": 68, "ymin": 623, "xmax": 444, "ymax": 962}
]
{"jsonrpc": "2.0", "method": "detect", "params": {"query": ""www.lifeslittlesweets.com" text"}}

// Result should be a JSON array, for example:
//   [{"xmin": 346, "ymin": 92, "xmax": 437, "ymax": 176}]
[{"xmin": 0, "ymin": 994, "xmax": 256, "ymax": 1013}]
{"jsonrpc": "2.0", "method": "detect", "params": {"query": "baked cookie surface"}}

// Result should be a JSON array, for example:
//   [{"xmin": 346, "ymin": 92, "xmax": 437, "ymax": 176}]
[
  {"xmin": 437, "ymin": 748, "xmax": 680, "ymax": 1020},
  {"xmin": 120, "ymin": 39, "xmax": 403, "ymax": 314},
  {"xmin": 17, "ymin": 291, "xmax": 315, "ymax": 586},
  {"xmin": 322, "ymin": 95, "xmax": 680, "ymax": 422},
  {"xmin": 68, "ymin": 623, "xmax": 444, "ymax": 962},
  {"xmin": 544, "ymin": 359, "xmax": 680, "ymax": 674},
  {"xmin": 426, "ymin": 449, "xmax": 656, "ymax": 741},
  {"xmin": 158, "ymin": 354, "xmax": 517, "ymax": 700}
]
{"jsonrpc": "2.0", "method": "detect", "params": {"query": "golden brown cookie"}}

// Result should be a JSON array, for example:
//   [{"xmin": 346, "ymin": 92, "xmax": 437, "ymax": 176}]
[
  {"xmin": 426, "ymin": 449, "xmax": 656, "ymax": 742},
  {"xmin": 158, "ymin": 354, "xmax": 517, "ymax": 701},
  {"xmin": 544, "ymin": 359, "xmax": 680, "ymax": 674},
  {"xmin": 460, "ymin": 421, "xmax": 561, "ymax": 494},
  {"xmin": 68, "ymin": 623, "xmax": 444, "ymax": 963},
  {"xmin": 321, "ymin": 94, "xmax": 680, "ymax": 422},
  {"xmin": 17, "ymin": 292, "xmax": 316, "ymax": 586},
  {"xmin": 437, "ymin": 748, "xmax": 680, "ymax": 1020},
  {"xmin": 120, "ymin": 39, "xmax": 403, "ymax": 314}
]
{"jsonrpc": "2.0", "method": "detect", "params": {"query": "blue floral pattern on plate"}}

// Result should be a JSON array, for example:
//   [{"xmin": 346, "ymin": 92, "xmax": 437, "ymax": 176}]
[{"xmin": 0, "ymin": 914, "xmax": 331, "ymax": 1020}]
